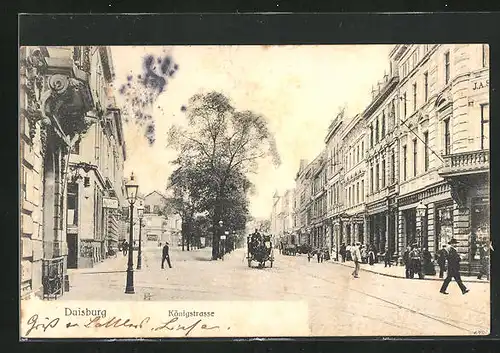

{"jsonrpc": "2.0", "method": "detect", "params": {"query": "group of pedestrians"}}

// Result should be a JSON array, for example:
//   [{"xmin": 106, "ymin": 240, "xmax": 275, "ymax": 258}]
[{"xmin": 339, "ymin": 243, "xmax": 377, "ymax": 265}]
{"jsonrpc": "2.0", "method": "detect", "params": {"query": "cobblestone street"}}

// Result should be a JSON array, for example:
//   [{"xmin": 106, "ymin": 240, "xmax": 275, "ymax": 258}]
[{"xmin": 62, "ymin": 244, "xmax": 490, "ymax": 336}]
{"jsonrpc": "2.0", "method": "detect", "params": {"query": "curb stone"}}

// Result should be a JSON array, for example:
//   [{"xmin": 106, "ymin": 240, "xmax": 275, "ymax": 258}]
[{"xmin": 330, "ymin": 260, "xmax": 488, "ymax": 284}]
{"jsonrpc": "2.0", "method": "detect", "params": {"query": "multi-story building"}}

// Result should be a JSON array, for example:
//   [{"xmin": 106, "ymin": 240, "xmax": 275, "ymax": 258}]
[
  {"xmin": 339, "ymin": 114, "xmax": 368, "ymax": 246},
  {"xmin": 66, "ymin": 48, "xmax": 127, "ymax": 269},
  {"xmin": 141, "ymin": 191, "xmax": 181, "ymax": 246},
  {"xmin": 293, "ymin": 159, "xmax": 313, "ymax": 245},
  {"xmin": 309, "ymin": 152, "xmax": 328, "ymax": 248},
  {"xmin": 324, "ymin": 112, "xmax": 345, "ymax": 256},
  {"xmin": 394, "ymin": 44, "xmax": 489, "ymax": 274},
  {"xmin": 363, "ymin": 65, "xmax": 400, "ymax": 258},
  {"xmin": 20, "ymin": 46, "xmax": 116, "ymax": 298}
]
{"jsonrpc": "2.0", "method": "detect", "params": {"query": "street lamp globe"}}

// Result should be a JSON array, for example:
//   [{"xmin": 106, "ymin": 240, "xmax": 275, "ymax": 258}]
[
  {"xmin": 219, "ymin": 220, "xmax": 223, "ymax": 227},
  {"xmin": 125, "ymin": 172, "xmax": 139, "ymax": 205},
  {"xmin": 416, "ymin": 202, "xmax": 427, "ymax": 218},
  {"xmin": 137, "ymin": 205, "xmax": 144, "ymax": 219}
]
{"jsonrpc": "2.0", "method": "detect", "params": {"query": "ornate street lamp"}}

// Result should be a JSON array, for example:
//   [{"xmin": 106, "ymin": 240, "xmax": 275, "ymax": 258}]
[
  {"xmin": 124, "ymin": 172, "xmax": 139, "ymax": 294},
  {"xmin": 136, "ymin": 204, "xmax": 144, "ymax": 270},
  {"xmin": 416, "ymin": 202, "xmax": 427, "ymax": 249}
]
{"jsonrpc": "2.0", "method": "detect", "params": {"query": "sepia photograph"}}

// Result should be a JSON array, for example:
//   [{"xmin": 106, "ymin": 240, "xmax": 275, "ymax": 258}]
[{"xmin": 19, "ymin": 42, "xmax": 490, "ymax": 338}]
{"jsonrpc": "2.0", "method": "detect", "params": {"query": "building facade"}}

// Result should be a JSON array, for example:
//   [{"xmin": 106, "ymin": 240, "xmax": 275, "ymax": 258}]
[
  {"xmin": 340, "ymin": 114, "xmax": 368, "ymax": 247},
  {"xmin": 66, "ymin": 48, "xmax": 127, "ymax": 269},
  {"xmin": 281, "ymin": 44, "xmax": 489, "ymax": 275},
  {"xmin": 394, "ymin": 44, "xmax": 489, "ymax": 273},
  {"xmin": 20, "ymin": 46, "xmax": 119, "ymax": 298},
  {"xmin": 141, "ymin": 191, "xmax": 182, "ymax": 246},
  {"xmin": 363, "ymin": 63, "xmax": 400, "ymax": 258}
]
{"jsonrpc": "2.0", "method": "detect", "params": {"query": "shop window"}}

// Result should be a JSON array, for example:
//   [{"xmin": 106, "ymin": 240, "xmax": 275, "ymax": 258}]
[
  {"xmin": 481, "ymin": 103, "xmax": 489, "ymax": 150},
  {"xmin": 436, "ymin": 206, "xmax": 453, "ymax": 249}
]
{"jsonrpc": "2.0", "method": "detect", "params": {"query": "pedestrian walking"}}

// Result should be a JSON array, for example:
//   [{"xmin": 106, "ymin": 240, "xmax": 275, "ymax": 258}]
[
  {"xmin": 122, "ymin": 241, "xmax": 129, "ymax": 256},
  {"xmin": 368, "ymin": 246, "xmax": 375, "ymax": 266},
  {"xmin": 477, "ymin": 240, "xmax": 490, "ymax": 280},
  {"xmin": 437, "ymin": 245, "xmax": 447, "ymax": 279},
  {"xmin": 409, "ymin": 243, "xmax": 424, "ymax": 279},
  {"xmin": 422, "ymin": 247, "xmax": 436, "ymax": 275},
  {"xmin": 384, "ymin": 249, "xmax": 392, "ymax": 267},
  {"xmin": 361, "ymin": 244, "xmax": 367, "ymax": 264},
  {"xmin": 440, "ymin": 238, "xmax": 469, "ymax": 295},
  {"xmin": 161, "ymin": 242, "xmax": 173, "ymax": 269},
  {"xmin": 351, "ymin": 242, "xmax": 361, "ymax": 278},
  {"xmin": 340, "ymin": 243, "xmax": 346, "ymax": 262},
  {"xmin": 403, "ymin": 246, "xmax": 411, "ymax": 278}
]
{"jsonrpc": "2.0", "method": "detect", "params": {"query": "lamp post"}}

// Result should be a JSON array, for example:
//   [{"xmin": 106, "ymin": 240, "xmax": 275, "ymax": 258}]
[
  {"xmin": 136, "ymin": 204, "xmax": 144, "ymax": 270},
  {"xmin": 232, "ymin": 230, "xmax": 236, "ymax": 251},
  {"xmin": 218, "ymin": 220, "xmax": 224, "ymax": 258},
  {"xmin": 124, "ymin": 172, "xmax": 139, "ymax": 294},
  {"xmin": 416, "ymin": 202, "xmax": 427, "ymax": 250}
]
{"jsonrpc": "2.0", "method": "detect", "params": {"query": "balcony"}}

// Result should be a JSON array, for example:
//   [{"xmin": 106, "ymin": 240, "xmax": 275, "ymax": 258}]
[{"xmin": 439, "ymin": 150, "xmax": 490, "ymax": 178}]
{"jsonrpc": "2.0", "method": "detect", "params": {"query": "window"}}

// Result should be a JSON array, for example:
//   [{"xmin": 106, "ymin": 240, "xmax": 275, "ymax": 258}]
[
  {"xmin": 412, "ymin": 82, "xmax": 417, "ymax": 111},
  {"xmin": 413, "ymin": 139, "xmax": 418, "ymax": 177},
  {"xmin": 361, "ymin": 141, "xmax": 364, "ymax": 158},
  {"xmin": 144, "ymin": 205, "xmax": 151, "ymax": 213},
  {"xmin": 481, "ymin": 103, "xmax": 490, "ymax": 149},
  {"xmin": 370, "ymin": 124, "xmax": 374, "ymax": 147},
  {"xmin": 361, "ymin": 179, "xmax": 364, "ymax": 201},
  {"xmin": 444, "ymin": 51, "xmax": 450, "ymax": 84},
  {"xmin": 375, "ymin": 163, "xmax": 380, "ymax": 191},
  {"xmin": 391, "ymin": 150, "xmax": 396, "ymax": 184},
  {"xmin": 381, "ymin": 159, "xmax": 386, "ymax": 188},
  {"xmin": 356, "ymin": 145, "xmax": 360, "ymax": 164},
  {"xmin": 71, "ymin": 140, "xmax": 80, "ymax": 155},
  {"xmin": 403, "ymin": 92, "xmax": 407, "ymax": 117},
  {"xmin": 381, "ymin": 112, "xmax": 386, "ymax": 137},
  {"xmin": 67, "ymin": 183, "xmax": 79, "ymax": 226},
  {"xmin": 375, "ymin": 119, "xmax": 379, "ymax": 143},
  {"xmin": 356, "ymin": 182, "xmax": 360, "ymax": 204},
  {"xmin": 424, "ymin": 72, "xmax": 429, "ymax": 102},
  {"xmin": 370, "ymin": 167, "xmax": 374, "ymax": 193},
  {"xmin": 482, "ymin": 44, "xmax": 489, "ymax": 68},
  {"xmin": 154, "ymin": 205, "xmax": 160, "ymax": 214},
  {"xmin": 403, "ymin": 145, "xmax": 407, "ymax": 180},
  {"xmin": 424, "ymin": 131, "xmax": 429, "ymax": 171},
  {"xmin": 443, "ymin": 118, "xmax": 451, "ymax": 155}
]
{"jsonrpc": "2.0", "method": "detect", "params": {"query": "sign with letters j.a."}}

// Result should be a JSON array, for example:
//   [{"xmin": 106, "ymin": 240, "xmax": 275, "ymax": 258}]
[
  {"xmin": 472, "ymin": 79, "xmax": 489, "ymax": 91},
  {"xmin": 103, "ymin": 197, "xmax": 119, "ymax": 209}
]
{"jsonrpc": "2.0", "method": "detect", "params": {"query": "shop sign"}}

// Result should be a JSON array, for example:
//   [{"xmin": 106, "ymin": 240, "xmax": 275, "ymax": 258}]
[
  {"xmin": 103, "ymin": 197, "xmax": 119, "ymax": 209},
  {"xmin": 471, "ymin": 79, "xmax": 489, "ymax": 92}
]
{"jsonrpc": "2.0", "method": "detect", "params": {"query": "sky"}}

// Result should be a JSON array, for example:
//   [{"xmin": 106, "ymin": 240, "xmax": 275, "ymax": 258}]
[{"xmin": 110, "ymin": 45, "xmax": 393, "ymax": 219}]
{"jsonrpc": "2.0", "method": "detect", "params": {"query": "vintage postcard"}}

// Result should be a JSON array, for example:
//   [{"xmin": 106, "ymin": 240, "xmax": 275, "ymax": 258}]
[{"xmin": 19, "ymin": 43, "xmax": 490, "ymax": 338}]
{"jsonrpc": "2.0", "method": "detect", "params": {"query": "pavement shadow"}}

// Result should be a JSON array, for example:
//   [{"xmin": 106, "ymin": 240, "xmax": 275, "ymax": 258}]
[{"xmin": 193, "ymin": 256, "xmax": 213, "ymax": 262}]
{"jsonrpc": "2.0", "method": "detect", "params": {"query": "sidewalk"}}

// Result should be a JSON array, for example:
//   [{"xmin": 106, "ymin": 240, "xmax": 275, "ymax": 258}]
[{"xmin": 331, "ymin": 260, "xmax": 489, "ymax": 283}]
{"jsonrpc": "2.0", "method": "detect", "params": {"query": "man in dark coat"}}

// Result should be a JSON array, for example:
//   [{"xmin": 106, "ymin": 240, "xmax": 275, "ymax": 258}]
[
  {"xmin": 440, "ymin": 238, "xmax": 469, "ymax": 295},
  {"xmin": 477, "ymin": 240, "xmax": 490, "ymax": 280},
  {"xmin": 403, "ymin": 246, "xmax": 411, "ymax": 278},
  {"xmin": 161, "ymin": 242, "xmax": 172, "ymax": 269},
  {"xmin": 437, "ymin": 244, "xmax": 447, "ymax": 278},
  {"xmin": 409, "ymin": 243, "xmax": 424, "ymax": 279},
  {"xmin": 340, "ymin": 243, "xmax": 346, "ymax": 262}
]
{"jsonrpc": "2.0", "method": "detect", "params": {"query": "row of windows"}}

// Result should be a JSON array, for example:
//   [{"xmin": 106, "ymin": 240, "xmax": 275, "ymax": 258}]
[
  {"xmin": 346, "ymin": 139, "xmax": 365, "ymax": 170},
  {"xmin": 369, "ymin": 151, "xmax": 397, "ymax": 194},
  {"xmin": 346, "ymin": 179, "xmax": 365, "ymax": 207},
  {"xmin": 369, "ymin": 99, "xmax": 397, "ymax": 148}
]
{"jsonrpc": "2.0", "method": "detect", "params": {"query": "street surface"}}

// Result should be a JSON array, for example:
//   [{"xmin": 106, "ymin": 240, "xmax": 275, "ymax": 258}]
[{"xmin": 63, "ymin": 244, "xmax": 490, "ymax": 336}]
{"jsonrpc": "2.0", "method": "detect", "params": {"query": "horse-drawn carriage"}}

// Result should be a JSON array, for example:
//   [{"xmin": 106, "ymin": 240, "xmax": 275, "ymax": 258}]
[
  {"xmin": 282, "ymin": 243, "xmax": 297, "ymax": 256},
  {"xmin": 247, "ymin": 233, "xmax": 275, "ymax": 268}
]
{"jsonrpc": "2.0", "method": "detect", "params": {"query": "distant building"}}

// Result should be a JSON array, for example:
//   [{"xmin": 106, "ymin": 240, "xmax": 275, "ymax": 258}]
[{"xmin": 141, "ymin": 191, "xmax": 181, "ymax": 246}]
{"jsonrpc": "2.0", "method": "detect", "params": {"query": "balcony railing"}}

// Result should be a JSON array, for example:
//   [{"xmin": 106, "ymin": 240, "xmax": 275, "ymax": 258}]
[{"xmin": 439, "ymin": 150, "xmax": 490, "ymax": 177}]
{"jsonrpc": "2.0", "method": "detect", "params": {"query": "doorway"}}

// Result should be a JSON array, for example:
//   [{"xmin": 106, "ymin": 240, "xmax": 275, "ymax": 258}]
[{"xmin": 67, "ymin": 234, "xmax": 78, "ymax": 269}]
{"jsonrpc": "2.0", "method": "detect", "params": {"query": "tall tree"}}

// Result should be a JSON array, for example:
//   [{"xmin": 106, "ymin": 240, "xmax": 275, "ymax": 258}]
[{"xmin": 167, "ymin": 91, "xmax": 280, "ymax": 259}]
